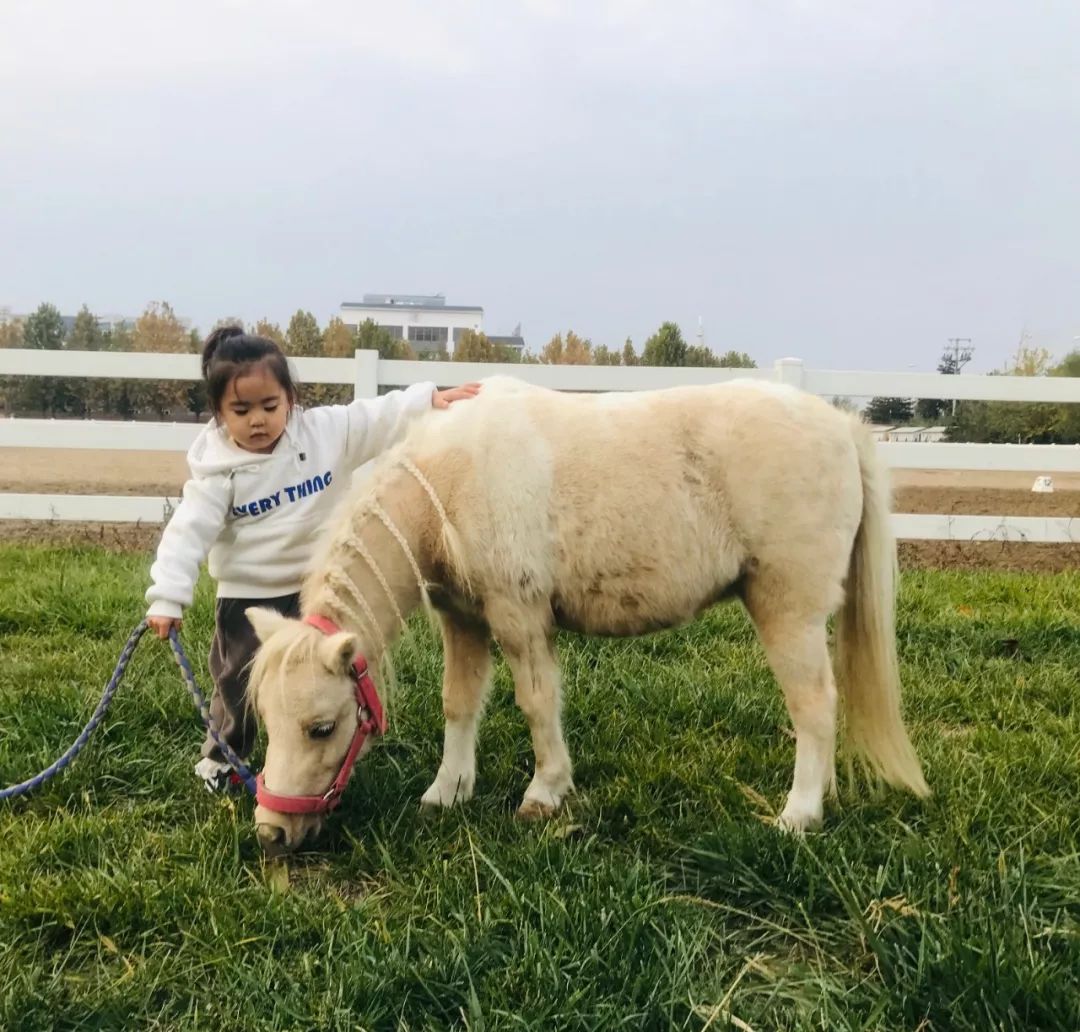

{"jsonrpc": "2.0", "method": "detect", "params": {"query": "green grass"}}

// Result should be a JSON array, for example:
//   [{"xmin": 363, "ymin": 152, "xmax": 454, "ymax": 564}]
[{"xmin": 1, "ymin": 545, "xmax": 1078, "ymax": 1031}]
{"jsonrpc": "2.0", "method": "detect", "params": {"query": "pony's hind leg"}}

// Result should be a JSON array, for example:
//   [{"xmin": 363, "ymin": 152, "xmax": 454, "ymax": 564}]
[
  {"xmin": 421, "ymin": 616, "xmax": 492, "ymax": 808},
  {"xmin": 747, "ymin": 600, "xmax": 838, "ymax": 833}
]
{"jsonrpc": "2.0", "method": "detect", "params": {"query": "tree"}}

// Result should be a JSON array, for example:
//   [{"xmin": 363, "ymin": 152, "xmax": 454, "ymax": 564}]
[
  {"xmin": 685, "ymin": 344, "xmax": 720, "ymax": 367},
  {"xmin": 355, "ymin": 318, "xmax": 414, "ymax": 360},
  {"xmin": 253, "ymin": 319, "xmax": 286, "ymax": 347},
  {"xmin": 322, "ymin": 317, "xmax": 355, "ymax": 358},
  {"xmin": 23, "ymin": 303, "xmax": 65, "ymax": 351},
  {"xmin": 621, "ymin": 337, "xmax": 638, "ymax": 366},
  {"xmin": 916, "ymin": 348, "xmax": 963, "ymax": 422},
  {"xmin": 641, "ymin": 322, "xmax": 687, "ymax": 366},
  {"xmin": 454, "ymin": 329, "xmax": 496, "ymax": 362},
  {"xmin": 831, "ymin": 396, "xmax": 858, "ymax": 413},
  {"xmin": 1051, "ymin": 349, "xmax": 1080, "ymax": 443},
  {"xmin": 103, "ymin": 321, "xmax": 137, "ymax": 419},
  {"xmin": 592, "ymin": 344, "xmax": 621, "ymax": 366},
  {"xmin": 0, "ymin": 315, "xmax": 24, "ymax": 415},
  {"xmin": 0, "ymin": 315, "xmax": 23, "ymax": 349},
  {"xmin": 718, "ymin": 350, "xmax": 756, "ymax": 368},
  {"xmin": 66, "ymin": 306, "xmax": 104, "ymax": 351},
  {"xmin": 539, "ymin": 332, "xmax": 564, "ymax": 365},
  {"xmin": 132, "ymin": 301, "xmax": 189, "ymax": 419},
  {"xmin": 13, "ymin": 303, "xmax": 65, "ymax": 415},
  {"xmin": 864, "ymin": 396, "xmax": 914, "ymax": 424},
  {"xmin": 185, "ymin": 328, "xmax": 209, "ymax": 421},
  {"xmin": 562, "ymin": 330, "xmax": 592, "ymax": 365},
  {"xmin": 948, "ymin": 344, "xmax": 1078, "ymax": 444},
  {"xmin": 286, "ymin": 310, "xmax": 323, "ymax": 357}
]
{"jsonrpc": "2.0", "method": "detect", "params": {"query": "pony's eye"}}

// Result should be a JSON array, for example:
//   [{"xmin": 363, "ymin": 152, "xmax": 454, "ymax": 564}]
[{"xmin": 308, "ymin": 722, "xmax": 336, "ymax": 740}]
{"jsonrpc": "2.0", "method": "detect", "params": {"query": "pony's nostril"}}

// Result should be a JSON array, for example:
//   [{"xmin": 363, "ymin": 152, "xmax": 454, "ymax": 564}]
[{"xmin": 257, "ymin": 823, "xmax": 288, "ymax": 853}]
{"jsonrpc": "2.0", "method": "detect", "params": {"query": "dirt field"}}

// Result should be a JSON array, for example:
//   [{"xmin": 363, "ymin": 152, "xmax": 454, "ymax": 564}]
[{"xmin": 2, "ymin": 448, "xmax": 1077, "ymax": 571}]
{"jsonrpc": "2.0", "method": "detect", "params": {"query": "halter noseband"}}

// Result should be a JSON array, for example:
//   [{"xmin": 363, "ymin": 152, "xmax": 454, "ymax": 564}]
[{"xmin": 254, "ymin": 614, "xmax": 387, "ymax": 816}]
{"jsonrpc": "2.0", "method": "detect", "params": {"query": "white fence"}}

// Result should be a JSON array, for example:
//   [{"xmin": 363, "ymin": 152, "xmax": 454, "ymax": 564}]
[{"xmin": 1, "ymin": 349, "xmax": 1078, "ymax": 543}]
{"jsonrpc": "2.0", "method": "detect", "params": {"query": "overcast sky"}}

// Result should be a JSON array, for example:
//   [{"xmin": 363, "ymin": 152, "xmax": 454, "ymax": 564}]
[{"xmin": 2, "ymin": 0, "xmax": 1078, "ymax": 371}]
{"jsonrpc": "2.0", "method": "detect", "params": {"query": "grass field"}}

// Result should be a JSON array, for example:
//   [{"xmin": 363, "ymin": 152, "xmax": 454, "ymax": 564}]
[{"xmin": 1, "ymin": 544, "xmax": 1079, "ymax": 1030}]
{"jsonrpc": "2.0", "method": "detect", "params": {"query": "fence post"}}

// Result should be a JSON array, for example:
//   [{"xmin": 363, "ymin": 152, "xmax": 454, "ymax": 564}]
[
  {"xmin": 774, "ymin": 357, "xmax": 805, "ymax": 389},
  {"xmin": 354, "ymin": 349, "xmax": 378, "ymax": 400}
]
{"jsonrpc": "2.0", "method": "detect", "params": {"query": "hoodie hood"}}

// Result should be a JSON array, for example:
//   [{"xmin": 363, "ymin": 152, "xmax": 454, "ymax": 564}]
[{"xmin": 186, "ymin": 411, "xmax": 303, "ymax": 478}]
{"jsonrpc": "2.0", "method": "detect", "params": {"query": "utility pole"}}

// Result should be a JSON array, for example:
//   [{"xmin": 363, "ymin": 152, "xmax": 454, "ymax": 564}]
[{"xmin": 945, "ymin": 337, "xmax": 974, "ymax": 416}]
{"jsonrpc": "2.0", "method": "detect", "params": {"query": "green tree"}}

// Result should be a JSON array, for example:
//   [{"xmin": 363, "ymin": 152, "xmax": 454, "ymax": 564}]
[
  {"xmin": 58, "ymin": 305, "xmax": 109, "ymax": 417},
  {"xmin": 948, "ymin": 344, "xmax": 1079, "ymax": 444},
  {"xmin": 621, "ymin": 337, "xmax": 637, "ymax": 366},
  {"xmin": 685, "ymin": 344, "xmax": 720, "ymax": 367},
  {"xmin": 286, "ymin": 310, "xmax": 323, "ymax": 357},
  {"xmin": 592, "ymin": 344, "xmax": 621, "ymax": 366},
  {"xmin": 864, "ymin": 397, "xmax": 915, "ymax": 424},
  {"xmin": 102, "ymin": 322, "xmax": 137, "ymax": 419},
  {"xmin": 24, "ymin": 303, "xmax": 65, "ymax": 351},
  {"xmin": 718, "ymin": 350, "xmax": 756, "ymax": 368},
  {"xmin": 355, "ymin": 318, "xmax": 414, "ymax": 360},
  {"xmin": 916, "ymin": 349, "xmax": 962, "ymax": 422},
  {"xmin": 641, "ymin": 322, "xmax": 687, "ymax": 366},
  {"xmin": 67, "ymin": 306, "xmax": 104, "ymax": 351},
  {"xmin": 14, "ymin": 303, "xmax": 65, "ymax": 415}
]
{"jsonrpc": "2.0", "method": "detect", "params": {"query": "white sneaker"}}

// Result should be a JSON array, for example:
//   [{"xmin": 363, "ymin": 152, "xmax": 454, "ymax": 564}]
[{"xmin": 194, "ymin": 757, "xmax": 241, "ymax": 794}]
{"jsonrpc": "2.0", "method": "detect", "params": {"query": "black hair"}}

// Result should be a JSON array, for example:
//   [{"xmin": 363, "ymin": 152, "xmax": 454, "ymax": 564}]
[{"xmin": 201, "ymin": 326, "xmax": 299, "ymax": 416}]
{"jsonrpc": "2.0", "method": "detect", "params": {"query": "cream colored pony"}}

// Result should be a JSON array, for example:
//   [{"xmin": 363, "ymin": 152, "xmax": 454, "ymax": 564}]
[{"xmin": 246, "ymin": 376, "xmax": 928, "ymax": 856}]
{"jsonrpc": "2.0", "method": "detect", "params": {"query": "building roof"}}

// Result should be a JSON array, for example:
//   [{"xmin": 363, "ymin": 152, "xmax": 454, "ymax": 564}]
[{"xmin": 342, "ymin": 299, "xmax": 483, "ymax": 313}]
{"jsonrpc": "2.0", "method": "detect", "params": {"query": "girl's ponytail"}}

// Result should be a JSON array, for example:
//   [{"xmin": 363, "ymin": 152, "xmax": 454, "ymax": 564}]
[{"xmin": 201, "ymin": 325, "xmax": 245, "ymax": 380}]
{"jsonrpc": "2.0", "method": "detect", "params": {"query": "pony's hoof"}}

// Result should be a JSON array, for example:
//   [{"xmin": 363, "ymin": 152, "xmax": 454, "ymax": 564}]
[
  {"xmin": 420, "ymin": 774, "xmax": 474, "ymax": 809},
  {"xmin": 516, "ymin": 799, "xmax": 558, "ymax": 821},
  {"xmin": 777, "ymin": 809, "xmax": 823, "ymax": 835}
]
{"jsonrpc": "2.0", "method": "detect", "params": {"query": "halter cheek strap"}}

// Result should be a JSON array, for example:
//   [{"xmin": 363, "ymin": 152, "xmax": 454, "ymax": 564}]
[{"xmin": 254, "ymin": 614, "xmax": 387, "ymax": 816}]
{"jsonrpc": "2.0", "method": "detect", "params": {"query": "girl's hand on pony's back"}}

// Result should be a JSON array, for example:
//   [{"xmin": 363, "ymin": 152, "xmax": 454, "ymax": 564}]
[
  {"xmin": 432, "ymin": 383, "xmax": 482, "ymax": 409},
  {"xmin": 148, "ymin": 615, "xmax": 182, "ymax": 640}
]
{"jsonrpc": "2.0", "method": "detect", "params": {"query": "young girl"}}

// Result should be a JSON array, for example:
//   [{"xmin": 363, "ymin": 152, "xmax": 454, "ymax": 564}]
[{"xmin": 146, "ymin": 326, "xmax": 479, "ymax": 792}]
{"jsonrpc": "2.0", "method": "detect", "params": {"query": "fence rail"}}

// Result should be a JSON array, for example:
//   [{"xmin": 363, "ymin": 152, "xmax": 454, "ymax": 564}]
[{"xmin": 2, "ymin": 349, "xmax": 1078, "ymax": 541}]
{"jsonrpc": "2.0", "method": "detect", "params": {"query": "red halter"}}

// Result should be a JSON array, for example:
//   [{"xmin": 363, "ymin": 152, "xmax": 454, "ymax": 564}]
[{"xmin": 254, "ymin": 614, "xmax": 387, "ymax": 816}]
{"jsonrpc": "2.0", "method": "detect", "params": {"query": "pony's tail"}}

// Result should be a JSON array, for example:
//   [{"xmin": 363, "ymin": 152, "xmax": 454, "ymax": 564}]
[{"xmin": 835, "ymin": 421, "xmax": 929, "ymax": 797}]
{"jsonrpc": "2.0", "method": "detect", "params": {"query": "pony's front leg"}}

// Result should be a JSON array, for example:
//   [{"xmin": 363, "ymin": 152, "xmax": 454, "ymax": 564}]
[
  {"xmin": 502, "ymin": 629, "xmax": 574, "ymax": 819},
  {"xmin": 421, "ymin": 617, "xmax": 492, "ymax": 808}
]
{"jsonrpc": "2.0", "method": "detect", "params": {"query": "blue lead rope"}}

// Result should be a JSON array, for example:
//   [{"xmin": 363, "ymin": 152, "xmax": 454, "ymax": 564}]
[{"xmin": 0, "ymin": 621, "xmax": 257, "ymax": 801}]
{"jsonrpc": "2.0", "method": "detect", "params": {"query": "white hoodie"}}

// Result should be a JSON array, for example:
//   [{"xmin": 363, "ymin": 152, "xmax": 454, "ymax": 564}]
[{"xmin": 145, "ymin": 382, "xmax": 435, "ymax": 620}]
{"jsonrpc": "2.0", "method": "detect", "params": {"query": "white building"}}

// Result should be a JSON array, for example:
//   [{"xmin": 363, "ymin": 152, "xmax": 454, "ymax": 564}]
[
  {"xmin": 339, "ymin": 294, "xmax": 524, "ymax": 356},
  {"xmin": 870, "ymin": 425, "xmax": 949, "ymax": 443}
]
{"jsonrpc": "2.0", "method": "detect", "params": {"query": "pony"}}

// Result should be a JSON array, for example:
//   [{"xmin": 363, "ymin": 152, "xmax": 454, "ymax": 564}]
[{"xmin": 245, "ymin": 376, "xmax": 928, "ymax": 856}]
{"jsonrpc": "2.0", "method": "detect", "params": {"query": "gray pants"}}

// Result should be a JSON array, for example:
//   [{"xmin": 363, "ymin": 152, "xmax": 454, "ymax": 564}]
[{"xmin": 202, "ymin": 592, "xmax": 301, "ymax": 763}]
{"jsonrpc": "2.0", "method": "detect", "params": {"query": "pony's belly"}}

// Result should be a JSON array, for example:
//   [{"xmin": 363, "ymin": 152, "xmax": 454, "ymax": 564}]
[{"xmin": 551, "ymin": 580, "xmax": 729, "ymax": 637}]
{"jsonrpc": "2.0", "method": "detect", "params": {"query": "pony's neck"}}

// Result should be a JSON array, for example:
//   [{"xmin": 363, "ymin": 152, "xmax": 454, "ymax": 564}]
[{"xmin": 302, "ymin": 470, "xmax": 433, "ymax": 664}]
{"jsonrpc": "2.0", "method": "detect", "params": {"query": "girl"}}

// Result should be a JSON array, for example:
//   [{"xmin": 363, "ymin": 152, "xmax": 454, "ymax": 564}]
[{"xmin": 146, "ymin": 326, "xmax": 479, "ymax": 792}]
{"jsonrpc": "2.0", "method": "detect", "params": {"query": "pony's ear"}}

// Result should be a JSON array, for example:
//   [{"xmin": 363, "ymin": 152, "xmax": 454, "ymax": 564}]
[
  {"xmin": 319, "ymin": 631, "xmax": 360, "ymax": 675},
  {"xmin": 245, "ymin": 606, "xmax": 292, "ymax": 643}
]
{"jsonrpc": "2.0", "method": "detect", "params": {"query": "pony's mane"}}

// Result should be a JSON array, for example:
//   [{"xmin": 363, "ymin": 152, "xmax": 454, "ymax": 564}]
[{"xmin": 303, "ymin": 442, "xmax": 471, "ymax": 608}]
